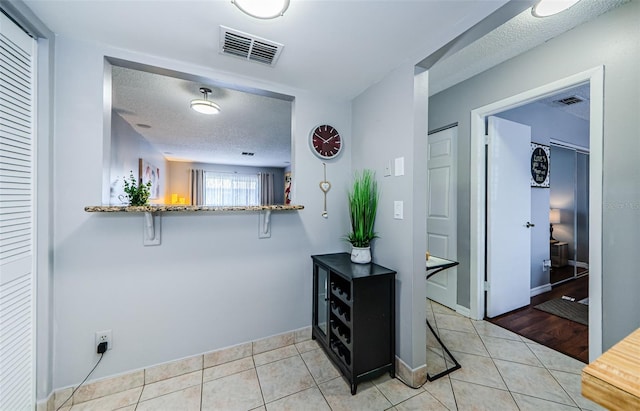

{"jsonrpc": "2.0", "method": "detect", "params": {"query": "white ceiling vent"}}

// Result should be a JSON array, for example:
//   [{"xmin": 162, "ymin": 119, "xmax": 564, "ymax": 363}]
[
  {"xmin": 219, "ymin": 26, "xmax": 284, "ymax": 66},
  {"xmin": 554, "ymin": 95, "xmax": 585, "ymax": 106}
]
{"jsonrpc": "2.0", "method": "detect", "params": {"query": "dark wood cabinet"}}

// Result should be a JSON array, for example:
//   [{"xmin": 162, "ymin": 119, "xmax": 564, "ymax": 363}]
[
  {"xmin": 551, "ymin": 241, "xmax": 569, "ymax": 267},
  {"xmin": 311, "ymin": 253, "xmax": 396, "ymax": 395}
]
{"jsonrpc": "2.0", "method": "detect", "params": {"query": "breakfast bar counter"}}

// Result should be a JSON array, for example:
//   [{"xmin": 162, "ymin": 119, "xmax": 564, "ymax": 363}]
[{"xmin": 582, "ymin": 327, "xmax": 640, "ymax": 410}]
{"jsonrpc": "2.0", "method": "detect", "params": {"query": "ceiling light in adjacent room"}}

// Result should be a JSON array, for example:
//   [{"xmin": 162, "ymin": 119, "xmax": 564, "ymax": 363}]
[
  {"xmin": 232, "ymin": 0, "xmax": 290, "ymax": 19},
  {"xmin": 190, "ymin": 87, "xmax": 220, "ymax": 115},
  {"xmin": 532, "ymin": 0, "xmax": 581, "ymax": 17}
]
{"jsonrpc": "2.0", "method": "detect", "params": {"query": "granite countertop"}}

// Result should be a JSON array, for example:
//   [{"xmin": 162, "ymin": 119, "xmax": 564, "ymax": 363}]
[{"xmin": 85, "ymin": 204, "xmax": 305, "ymax": 212}]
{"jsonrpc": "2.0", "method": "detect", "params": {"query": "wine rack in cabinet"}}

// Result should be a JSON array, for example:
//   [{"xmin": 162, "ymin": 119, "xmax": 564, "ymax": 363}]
[{"xmin": 311, "ymin": 253, "xmax": 396, "ymax": 395}]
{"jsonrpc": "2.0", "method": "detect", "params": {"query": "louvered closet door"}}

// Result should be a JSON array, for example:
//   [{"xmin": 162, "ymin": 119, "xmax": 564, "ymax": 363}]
[{"xmin": 0, "ymin": 13, "xmax": 36, "ymax": 411}]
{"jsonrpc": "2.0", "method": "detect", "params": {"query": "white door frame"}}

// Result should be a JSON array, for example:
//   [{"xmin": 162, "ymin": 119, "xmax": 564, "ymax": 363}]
[{"xmin": 469, "ymin": 66, "xmax": 604, "ymax": 361}]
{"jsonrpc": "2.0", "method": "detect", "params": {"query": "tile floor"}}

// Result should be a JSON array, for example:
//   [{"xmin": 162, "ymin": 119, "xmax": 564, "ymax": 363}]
[{"xmin": 56, "ymin": 300, "xmax": 605, "ymax": 410}]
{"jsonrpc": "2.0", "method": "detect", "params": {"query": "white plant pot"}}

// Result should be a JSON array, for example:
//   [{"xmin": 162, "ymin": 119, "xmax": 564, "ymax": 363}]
[{"xmin": 351, "ymin": 246, "xmax": 371, "ymax": 264}]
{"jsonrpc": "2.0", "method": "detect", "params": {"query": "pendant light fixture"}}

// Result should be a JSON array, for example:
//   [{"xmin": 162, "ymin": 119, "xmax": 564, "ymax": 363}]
[
  {"xmin": 232, "ymin": 0, "xmax": 290, "ymax": 19},
  {"xmin": 532, "ymin": 0, "xmax": 581, "ymax": 17},
  {"xmin": 190, "ymin": 87, "xmax": 221, "ymax": 115}
]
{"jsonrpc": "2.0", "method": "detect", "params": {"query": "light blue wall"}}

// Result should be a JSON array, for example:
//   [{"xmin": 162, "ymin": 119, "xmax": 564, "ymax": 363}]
[
  {"xmin": 352, "ymin": 66, "xmax": 429, "ymax": 369},
  {"xmin": 110, "ymin": 112, "xmax": 168, "ymax": 204},
  {"xmin": 51, "ymin": 35, "xmax": 353, "ymax": 389},
  {"xmin": 429, "ymin": 1, "xmax": 640, "ymax": 349}
]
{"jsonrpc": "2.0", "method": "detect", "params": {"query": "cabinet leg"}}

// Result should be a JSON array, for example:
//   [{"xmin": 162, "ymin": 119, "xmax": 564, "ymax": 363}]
[
  {"xmin": 351, "ymin": 383, "xmax": 357, "ymax": 395},
  {"xmin": 389, "ymin": 370, "xmax": 395, "ymax": 378}
]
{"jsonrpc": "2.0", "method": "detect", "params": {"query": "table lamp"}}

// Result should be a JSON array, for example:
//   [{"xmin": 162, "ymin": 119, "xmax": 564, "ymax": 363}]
[{"xmin": 549, "ymin": 208, "xmax": 560, "ymax": 241}]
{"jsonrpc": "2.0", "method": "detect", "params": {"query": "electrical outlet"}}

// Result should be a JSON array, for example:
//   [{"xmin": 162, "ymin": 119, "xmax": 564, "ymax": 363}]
[{"xmin": 95, "ymin": 329, "xmax": 112, "ymax": 351}]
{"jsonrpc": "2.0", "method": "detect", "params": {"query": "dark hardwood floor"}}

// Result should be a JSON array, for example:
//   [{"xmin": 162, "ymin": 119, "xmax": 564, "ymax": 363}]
[
  {"xmin": 550, "ymin": 265, "xmax": 588, "ymax": 284},
  {"xmin": 487, "ymin": 274, "xmax": 589, "ymax": 363}
]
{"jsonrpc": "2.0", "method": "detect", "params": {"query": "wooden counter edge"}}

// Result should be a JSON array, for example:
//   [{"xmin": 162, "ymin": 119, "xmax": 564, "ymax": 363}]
[{"xmin": 582, "ymin": 369, "xmax": 640, "ymax": 411}]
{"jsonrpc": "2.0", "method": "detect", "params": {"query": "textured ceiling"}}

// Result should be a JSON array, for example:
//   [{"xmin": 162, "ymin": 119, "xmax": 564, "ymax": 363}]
[
  {"xmin": 429, "ymin": 0, "xmax": 629, "ymax": 96},
  {"xmin": 21, "ymin": 0, "xmax": 510, "ymax": 101},
  {"xmin": 112, "ymin": 66, "xmax": 292, "ymax": 167},
  {"xmin": 23, "ymin": 0, "xmax": 627, "ymax": 166}
]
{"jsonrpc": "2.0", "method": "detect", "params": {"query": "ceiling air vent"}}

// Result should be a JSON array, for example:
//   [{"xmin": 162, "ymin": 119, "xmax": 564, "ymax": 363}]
[
  {"xmin": 554, "ymin": 96, "xmax": 584, "ymax": 106},
  {"xmin": 220, "ymin": 26, "xmax": 284, "ymax": 66}
]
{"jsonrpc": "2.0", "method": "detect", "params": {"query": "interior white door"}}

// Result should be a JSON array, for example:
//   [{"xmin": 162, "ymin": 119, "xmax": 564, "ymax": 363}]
[
  {"xmin": 0, "ymin": 13, "xmax": 36, "ymax": 411},
  {"xmin": 486, "ymin": 116, "xmax": 531, "ymax": 318},
  {"xmin": 426, "ymin": 126, "xmax": 457, "ymax": 310}
]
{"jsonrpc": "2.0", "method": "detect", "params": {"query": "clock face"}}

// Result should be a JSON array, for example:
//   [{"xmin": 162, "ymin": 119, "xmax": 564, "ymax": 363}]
[{"xmin": 310, "ymin": 124, "xmax": 342, "ymax": 159}]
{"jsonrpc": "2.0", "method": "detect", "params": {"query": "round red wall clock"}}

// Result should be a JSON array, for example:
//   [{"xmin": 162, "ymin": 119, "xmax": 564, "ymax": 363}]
[{"xmin": 310, "ymin": 124, "xmax": 342, "ymax": 159}]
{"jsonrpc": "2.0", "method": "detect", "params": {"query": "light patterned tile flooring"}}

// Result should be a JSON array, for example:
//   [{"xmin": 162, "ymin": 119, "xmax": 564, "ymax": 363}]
[{"xmin": 59, "ymin": 300, "xmax": 605, "ymax": 410}]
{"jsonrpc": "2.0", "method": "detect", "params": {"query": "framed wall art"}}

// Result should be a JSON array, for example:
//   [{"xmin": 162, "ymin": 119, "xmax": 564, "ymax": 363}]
[
  {"xmin": 530, "ymin": 142, "xmax": 550, "ymax": 188},
  {"xmin": 139, "ymin": 158, "xmax": 161, "ymax": 199},
  {"xmin": 284, "ymin": 172, "xmax": 292, "ymax": 204}
]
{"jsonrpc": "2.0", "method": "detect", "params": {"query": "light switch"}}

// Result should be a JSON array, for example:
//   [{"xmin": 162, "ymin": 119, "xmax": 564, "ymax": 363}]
[
  {"xmin": 394, "ymin": 201, "xmax": 403, "ymax": 219},
  {"xmin": 395, "ymin": 157, "xmax": 404, "ymax": 176}
]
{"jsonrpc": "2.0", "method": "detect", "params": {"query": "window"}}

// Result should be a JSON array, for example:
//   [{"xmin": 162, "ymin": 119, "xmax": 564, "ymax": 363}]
[{"xmin": 204, "ymin": 172, "xmax": 259, "ymax": 206}]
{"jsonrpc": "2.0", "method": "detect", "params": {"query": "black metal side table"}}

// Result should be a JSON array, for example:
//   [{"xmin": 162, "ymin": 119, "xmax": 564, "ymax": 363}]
[{"xmin": 426, "ymin": 256, "xmax": 461, "ymax": 381}]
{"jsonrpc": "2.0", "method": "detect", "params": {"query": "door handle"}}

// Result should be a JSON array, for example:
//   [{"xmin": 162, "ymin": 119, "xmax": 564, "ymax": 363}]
[{"xmin": 525, "ymin": 222, "xmax": 535, "ymax": 228}]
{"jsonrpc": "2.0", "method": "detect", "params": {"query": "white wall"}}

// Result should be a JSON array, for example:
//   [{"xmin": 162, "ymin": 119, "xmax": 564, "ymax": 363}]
[
  {"xmin": 52, "ymin": 35, "xmax": 352, "ymax": 389},
  {"xmin": 429, "ymin": 0, "xmax": 640, "ymax": 349},
  {"xmin": 352, "ymin": 66, "xmax": 429, "ymax": 369}
]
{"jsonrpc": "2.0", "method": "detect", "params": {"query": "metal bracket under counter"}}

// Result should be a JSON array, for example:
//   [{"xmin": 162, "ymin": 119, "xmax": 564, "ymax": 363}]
[
  {"xmin": 143, "ymin": 212, "xmax": 161, "ymax": 246},
  {"xmin": 84, "ymin": 205, "xmax": 304, "ymax": 245}
]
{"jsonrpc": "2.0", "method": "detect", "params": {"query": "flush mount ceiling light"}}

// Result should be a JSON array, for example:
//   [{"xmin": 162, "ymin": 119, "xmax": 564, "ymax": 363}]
[
  {"xmin": 532, "ymin": 0, "xmax": 581, "ymax": 17},
  {"xmin": 190, "ymin": 87, "xmax": 221, "ymax": 115},
  {"xmin": 232, "ymin": 0, "xmax": 290, "ymax": 19}
]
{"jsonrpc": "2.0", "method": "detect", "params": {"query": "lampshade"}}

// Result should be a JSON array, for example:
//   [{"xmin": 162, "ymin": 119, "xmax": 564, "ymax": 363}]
[
  {"xmin": 190, "ymin": 87, "xmax": 220, "ymax": 115},
  {"xmin": 549, "ymin": 208, "xmax": 561, "ymax": 224},
  {"xmin": 232, "ymin": 0, "xmax": 290, "ymax": 19},
  {"xmin": 532, "ymin": 0, "xmax": 581, "ymax": 17}
]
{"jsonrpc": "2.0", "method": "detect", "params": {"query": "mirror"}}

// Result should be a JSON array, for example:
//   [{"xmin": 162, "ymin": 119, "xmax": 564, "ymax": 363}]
[{"xmin": 106, "ymin": 59, "xmax": 293, "ymax": 206}]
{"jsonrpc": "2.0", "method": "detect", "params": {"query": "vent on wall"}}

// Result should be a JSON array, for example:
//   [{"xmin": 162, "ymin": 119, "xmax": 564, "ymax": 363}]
[
  {"xmin": 219, "ymin": 26, "xmax": 284, "ymax": 66},
  {"xmin": 554, "ymin": 95, "xmax": 584, "ymax": 106}
]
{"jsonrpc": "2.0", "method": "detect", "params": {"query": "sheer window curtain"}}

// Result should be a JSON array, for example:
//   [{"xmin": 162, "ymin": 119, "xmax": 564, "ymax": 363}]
[
  {"xmin": 259, "ymin": 172, "xmax": 275, "ymax": 205},
  {"xmin": 190, "ymin": 169, "xmax": 205, "ymax": 205},
  {"xmin": 205, "ymin": 172, "xmax": 259, "ymax": 206}
]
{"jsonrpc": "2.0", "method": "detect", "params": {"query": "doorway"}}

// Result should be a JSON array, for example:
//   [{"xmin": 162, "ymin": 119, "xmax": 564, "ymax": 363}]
[
  {"xmin": 469, "ymin": 67, "xmax": 604, "ymax": 362},
  {"xmin": 493, "ymin": 84, "xmax": 591, "ymax": 290},
  {"xmin": 426, "ymin": 125, "xmax": 458, "ymax": 311},
  {"xmin": 484, "ymin": 91, "xmax": 591, "ymax": 362}
]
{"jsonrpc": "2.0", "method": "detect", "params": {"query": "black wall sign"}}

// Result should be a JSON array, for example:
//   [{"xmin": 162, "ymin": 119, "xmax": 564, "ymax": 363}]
[{"xmin": 531, "ymin": 143, "xmax": 550, "ymax": 188}]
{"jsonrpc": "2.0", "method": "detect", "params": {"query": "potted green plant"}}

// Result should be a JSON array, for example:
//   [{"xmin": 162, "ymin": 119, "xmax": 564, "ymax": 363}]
[
  {"xmin": 346, "ymin": 169, "xmax": 379, "ymax": 263},
  {"xmin": 121, "ymin": 171, "xmax": 152, "ymax": 206}
]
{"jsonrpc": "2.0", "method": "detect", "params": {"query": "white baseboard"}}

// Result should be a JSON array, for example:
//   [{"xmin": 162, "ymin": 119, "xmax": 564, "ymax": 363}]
[
  {"xmin": 531, "ymin": 283, "xmax": 552, "ymax": 297},
  {"xmin": 46, "ymin": 326, "xmax": 313, "ymax": 407},
  {"xmin": 569, "ymin": 260, "xmax": 589, "ymax": 269},
  {"xmin": 36, "ymin": 395, "xmax": 52, "ymax": 411},
  {"xmin": 456, "ymin": 305, "xmax": 471, "ymax": 317}
]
